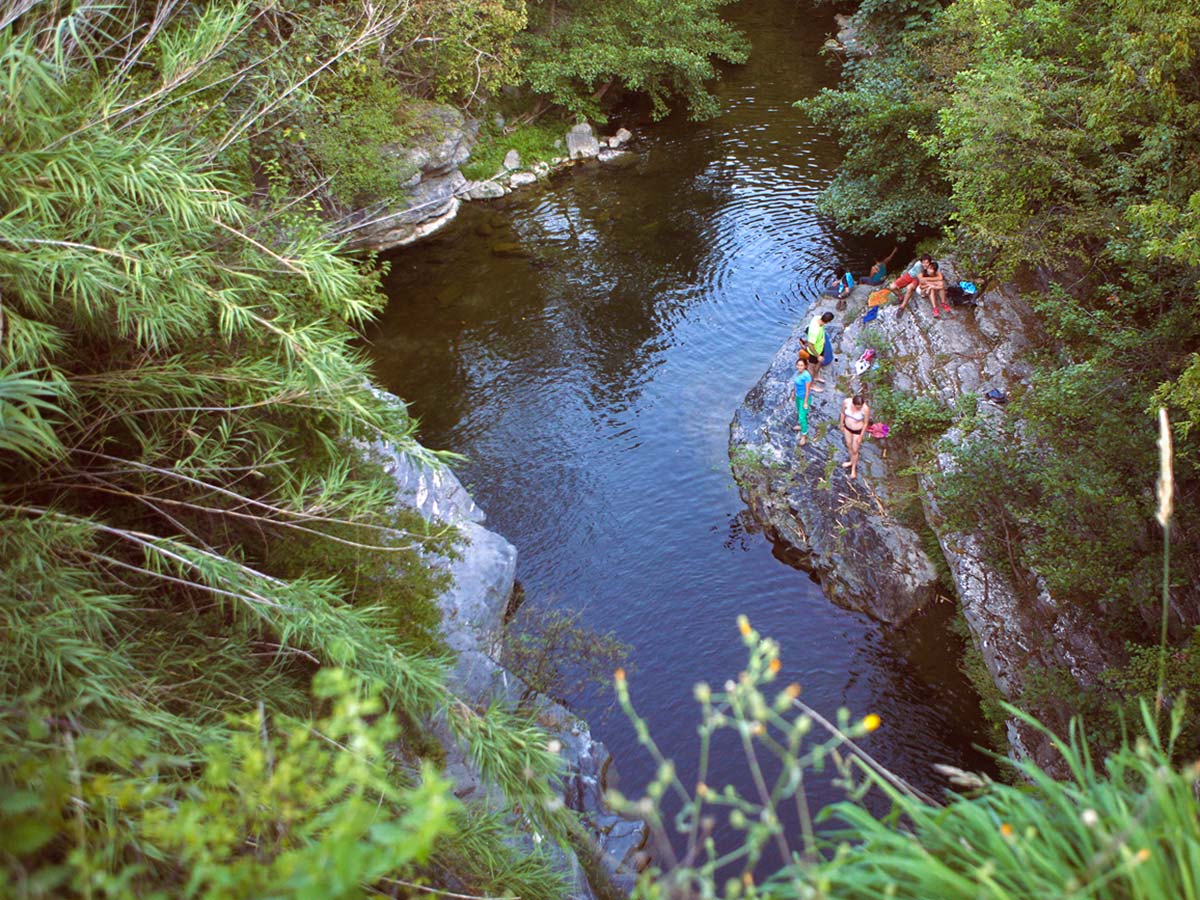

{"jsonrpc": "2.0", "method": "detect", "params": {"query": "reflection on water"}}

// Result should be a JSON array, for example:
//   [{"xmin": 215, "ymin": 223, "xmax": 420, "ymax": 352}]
[{"xmin": 368, "ymin": 0, "xmax": 992, "ymax": 841}]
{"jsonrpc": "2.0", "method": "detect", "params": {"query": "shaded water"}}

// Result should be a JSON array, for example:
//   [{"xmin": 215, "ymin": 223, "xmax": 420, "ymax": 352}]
[{"xmin": 368, "ymin": 0, "xmax": 992, "ymax": 846}]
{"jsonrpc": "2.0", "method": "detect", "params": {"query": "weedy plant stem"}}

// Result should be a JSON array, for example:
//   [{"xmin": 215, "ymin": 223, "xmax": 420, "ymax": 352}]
[{"xmin": 1154, "ymin": 408, "xmax": 1174, "ymax": 727}]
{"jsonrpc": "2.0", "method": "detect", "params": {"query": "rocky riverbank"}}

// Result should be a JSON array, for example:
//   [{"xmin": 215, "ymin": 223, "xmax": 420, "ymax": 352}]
[
  {"xmin": 343, "ymin": 113, "xmax": 636, "ymax": 252},
  {"xmin": 360, "ymin": 396, "xmax": 647, "ymax": 899},
  {"xmin": 730, "ymin": 271, "xmax": 1118, "ymax": 770}
]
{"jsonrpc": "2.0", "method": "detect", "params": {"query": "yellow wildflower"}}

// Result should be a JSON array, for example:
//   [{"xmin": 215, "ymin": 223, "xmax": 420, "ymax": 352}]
[{"xmin": 862, "ymin": 713, "xmax": 882, "ymax": 733}]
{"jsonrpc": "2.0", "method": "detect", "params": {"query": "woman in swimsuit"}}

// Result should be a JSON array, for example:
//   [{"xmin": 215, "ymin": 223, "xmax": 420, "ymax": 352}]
[{"xmin": 839, "ymin": 394, "xmax": 871, "ymax": 480}]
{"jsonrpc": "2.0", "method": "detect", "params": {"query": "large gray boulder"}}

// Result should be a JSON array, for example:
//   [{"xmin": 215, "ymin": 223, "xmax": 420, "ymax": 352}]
[
  {"xmin": 567, "ymin": 123, "xmax": 602, "ymax": 160},
  {"xmin": 730, "ymin": 291, "xmax": 941, "ymax": 623},
  {"xmin": 733, "ymin": 268, "xmax": 1121, "ymax": 769},
  {"xmin": 873, "ymin": 274, "xmax": 1119, "ymax": 771}
]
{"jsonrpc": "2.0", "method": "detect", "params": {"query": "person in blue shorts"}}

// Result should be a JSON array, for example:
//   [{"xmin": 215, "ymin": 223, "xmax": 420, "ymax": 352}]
[{"xmin": 793, "ymin": 353, "xmax": 813, "ymax": 446}]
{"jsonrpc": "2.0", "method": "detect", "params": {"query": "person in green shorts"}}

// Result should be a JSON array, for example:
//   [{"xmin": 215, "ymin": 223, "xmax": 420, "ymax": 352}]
[{"xmin": 793, "ymin": 354, "xmax": 813, "ymax": 446}]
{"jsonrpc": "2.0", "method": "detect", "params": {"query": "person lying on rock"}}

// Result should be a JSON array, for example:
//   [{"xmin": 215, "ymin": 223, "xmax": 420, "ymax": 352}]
[
  {"xmin": 804, "ymin": 311, "xmax": 835, "ymax": 392},
  {"xmin": 839, "ymin": 393, "xmax": 871, "ymax": 481},
  {"xmin": 917, "ymin": 260, "xmax": 952, "ymax": 318},
  {"xmin": 793, "ymin": 353, "xmax": 813, "ymax": 446},
  {"xmin": 863, "ymin": 245, "xmax": 899, "ymax": 285},
  {"xmin": 890, "ymin": 255, "xmax": 933, "ymax": 313}
]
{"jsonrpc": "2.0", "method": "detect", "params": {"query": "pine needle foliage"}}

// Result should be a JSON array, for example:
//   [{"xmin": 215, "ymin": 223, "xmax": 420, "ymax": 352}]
[{"xmin": 1, "ymin": 4, "xmax": 569, "ymax": 895}]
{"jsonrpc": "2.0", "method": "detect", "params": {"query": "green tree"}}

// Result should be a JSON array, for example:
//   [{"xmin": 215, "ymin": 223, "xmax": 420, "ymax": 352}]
[{"xmin": 519, "ymin": 0, "xmax": 748, "ymax": 121}]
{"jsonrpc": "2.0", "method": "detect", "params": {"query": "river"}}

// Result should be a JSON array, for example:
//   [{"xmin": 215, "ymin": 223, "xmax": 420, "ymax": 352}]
[{"xmin": 367, "ymin": 0, "xmax": 992, "ymax": 849}]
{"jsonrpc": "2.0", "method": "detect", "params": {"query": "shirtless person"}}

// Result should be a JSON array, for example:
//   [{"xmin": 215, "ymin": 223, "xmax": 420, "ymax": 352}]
[
  {"xmin": 839, "ymin": 394, "xmax": 871, "ymax": 480},
  {"xmin": 890, "ymin": 255, "xmax": 933, "ymax": 313},
  {"xmin": 917, "ymin": 260, "xmax": 951, "ymax": 318}
]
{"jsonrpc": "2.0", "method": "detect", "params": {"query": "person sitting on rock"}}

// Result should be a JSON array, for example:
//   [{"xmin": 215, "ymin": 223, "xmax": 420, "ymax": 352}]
[
  {"xmin": 805, "ymin": 311, "xmax": 836, "ymax": 392},
  {"xmin": 839, "ymin": 393, "xmax": 871, "ymax": 481},
  {"xmin": 890, "ymin": 255, "xmax": 933, "ymax": 313},
  {"xmin": 863, "ymin": 246, "xmax": 899, "ymax": 285},
  {"xmin": 793, "ymin": 355, "xmax": 813, "ymax": 446},
  {"xmin": 826, "ymin": 266, "xmax": 855, "ymax": 298},
  {"xmin": 917, "ymin": 260, "xmax": 952, "ymax": 318}
]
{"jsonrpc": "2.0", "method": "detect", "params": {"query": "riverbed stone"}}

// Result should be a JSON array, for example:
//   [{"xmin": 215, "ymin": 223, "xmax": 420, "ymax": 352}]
[
  {"xmin": 567, "ymin": 122, "xmax": 601, "ymax": 160},
  {"xmin": 510, "ymin": 171, "xmax": 538, "ymax": 188},
  {"xmin": 491, "ymin": 241, "xmax": 529, "ymax": 258},
  {"xmin": 465, "ymin": 179, "xmax": 508, "ymax": 200},
  {"xmin": 503, "ymin": 149, "xmax": 521, "ymax": 170},
  {"xmin": 598, "ymin": 148, "xmax": 637, "ymax": 166},
  {"xmin": 608, "ymin": 127, "xmax": 634, "ymax": 149}
]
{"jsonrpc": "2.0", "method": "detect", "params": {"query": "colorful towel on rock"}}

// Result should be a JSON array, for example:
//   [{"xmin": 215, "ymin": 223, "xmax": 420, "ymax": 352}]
[{"xmin": 868, "ymin": 289, "xmax": 892, "ymax": 307}]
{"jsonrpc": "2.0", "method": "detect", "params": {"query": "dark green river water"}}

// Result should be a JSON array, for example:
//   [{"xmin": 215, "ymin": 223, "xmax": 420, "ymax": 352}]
[{"xmin": 368, "ymin": 0, "xmax": 992, "ymax": 837}]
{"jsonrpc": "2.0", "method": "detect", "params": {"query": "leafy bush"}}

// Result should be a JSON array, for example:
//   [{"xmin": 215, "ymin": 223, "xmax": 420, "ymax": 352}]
[
  {"xmin": 870, "ymin": 384, "xmax": 954, "ymax": 443},
  {"xmin": 0, "ymin": 7, "xmax": 577, "ymax": 896},
  {"xmin": 1, "ymin": 671, "xmax": 455, "ymax": 897},
  {"xmin": 519, "ymin": 0, "xmax": 748, "ymax": 121},
  {"xmin": 304, "ymin": 62, "xmax": 422, "ymax": 205}
]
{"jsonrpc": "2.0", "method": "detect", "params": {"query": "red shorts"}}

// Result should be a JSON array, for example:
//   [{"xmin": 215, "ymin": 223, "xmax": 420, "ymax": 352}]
[{"xmin": 894, "ymin": 273, "xmax": 918, "ymax": 289}]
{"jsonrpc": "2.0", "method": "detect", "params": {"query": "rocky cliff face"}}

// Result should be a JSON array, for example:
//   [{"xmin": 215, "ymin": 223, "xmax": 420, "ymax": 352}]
[
  {"xmin": 360, "ymin": 398, "xmax": 647, "ymax": 898},
  {"xmin": 730, "ymin": 271, "xmax": 1118, "ymax": 769},
  {"xmin": 729, "ymin": 298, "xmax": 941, "ymax": 624},
  {"xmin": 341, "ymin": 107, "xmax": 476, "ymax": 252}
]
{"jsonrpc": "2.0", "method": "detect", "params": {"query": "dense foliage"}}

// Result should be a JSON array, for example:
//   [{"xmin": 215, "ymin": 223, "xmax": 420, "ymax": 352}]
[
  {"xmin": 0, "ymin": 3, "xmax": 573, "ymax": 895},
  {"xmin": 811, "ymin": 0, "xmax": 1200, "ymax": 745},
  {"xmin": 519, "ymin": 0, "xmax": 748, "ymax": 121}
]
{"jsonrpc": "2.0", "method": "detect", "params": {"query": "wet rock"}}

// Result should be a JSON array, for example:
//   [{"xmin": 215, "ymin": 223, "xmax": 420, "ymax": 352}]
[
  {"xmin": 882, "ymin": 274, "xmax": 1118, "ymax": 771},
  {"xmin": 491, "ymin": 241, "xmax": 529, "ymax": 258},
  {"xmin": 567, "ymin": 122, "xmax": 601, "ymax": 160},
  {"xmin": 608, "ymin": 127, "xmax": 634, "ymax": 149},
  {"xmin": 510, "ymin": 171, "xmax": 538, "ymax": 189},
  {"xmin": 343, "ymin": 106, "xmax": 477, "ymax": 251},
  {"xmin": 465, "ymin": 179, "xmax": 507, "ymax": 201},
  {"xmin": 598, "ymin": 148, "xmax": 637, "ymax": 166},
  {"xmin": 732, "ymin": 266, "xmax": 1121, "ymax": 768},
  {"xmin": 834, "ymin": 13, "xmax": 873, "ymax": 58},
  {"xmin": 362, "ymin": 388, "xmax": 644, "ymax": 897}
]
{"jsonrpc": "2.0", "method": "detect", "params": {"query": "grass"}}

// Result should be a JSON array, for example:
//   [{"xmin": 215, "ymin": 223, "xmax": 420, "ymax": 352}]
[{"xmin": 462, "ymin": 120, "xmax": 569, "ymax": 181}]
